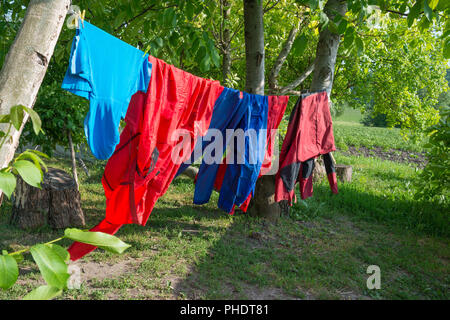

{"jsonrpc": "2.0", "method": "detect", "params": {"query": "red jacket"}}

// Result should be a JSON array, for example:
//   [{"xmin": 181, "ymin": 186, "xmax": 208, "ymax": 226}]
[{"xmin": 275, "ymin": 91, "xmax": 337, "ymax": 204}]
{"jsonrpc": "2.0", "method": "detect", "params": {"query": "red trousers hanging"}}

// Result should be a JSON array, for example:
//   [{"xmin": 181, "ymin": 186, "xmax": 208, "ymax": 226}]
[{"xmin": 68, "ymin": 56, "xmax": 223, "ymax": 261}]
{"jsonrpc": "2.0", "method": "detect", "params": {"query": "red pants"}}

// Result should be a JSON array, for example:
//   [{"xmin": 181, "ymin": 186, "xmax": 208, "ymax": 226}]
[{"xmin": 68, "ymin": 56, "xmax": 223, "ymax": 261}]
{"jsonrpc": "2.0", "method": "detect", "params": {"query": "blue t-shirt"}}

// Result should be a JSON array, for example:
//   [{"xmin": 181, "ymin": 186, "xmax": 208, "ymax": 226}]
[{"xmin": 62, "ymin": 21, "xmax": 152, "ymax": 159}]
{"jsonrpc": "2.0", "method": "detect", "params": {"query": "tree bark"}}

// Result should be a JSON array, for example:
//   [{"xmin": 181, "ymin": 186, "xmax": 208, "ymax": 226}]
[
  {"xmin": 0, "ymin": 0, "xmax": 70, "ymax": 191},
  {"xmin": 336, "ymin": 164, "xmax": 352, "ymax": 183},
  {"xmin": 243, "ymin": 0, "xmax": 265, "ymax": 94},
  {"xmin": 10, "ymin": 167, "xmax": 85, "ymax": 229},
  {"xmin": 242, "ymin": 0, "xmax": 280, "ymax": 220},
  {"xmin": 310, "ymin": 0, "xmax": 347, "ymax": 96},
  {"xmin": 67, "ymin": 130, "xmax": 79, "ymax": 190},
  {"xmin": 221, "ymin": 0, "xmax": 232, "ymax": 85}
]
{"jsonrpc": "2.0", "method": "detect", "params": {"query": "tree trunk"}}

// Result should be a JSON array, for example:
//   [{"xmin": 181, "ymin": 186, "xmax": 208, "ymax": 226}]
[
  {"xmin": 10, "ymin": 167, "xmax": 85, "ymax": 229},
  {"xmin": 310, "ymin": 0, "xmax": 347, "ymax": 96},
  {"xmin": 67, "ymin": 130, "xmax": 79, "ymax": 190},
  {"xmin": 243, "ymin": 0, "xmax": 265, "ymax": 94},
  {"xmin": 242, "ymin": 0, "xmax": 280, "ymax": 220},
  {"xmin": 221, "ymin": 0, "xmax": 232, "ymax": 85},
  {"xmin": 0, "ymin": 0, "xmax": 71, "ymax": 198},
  {"xmin": 336, "ymin": 164, "xmax": 352, "ymax": 183}
]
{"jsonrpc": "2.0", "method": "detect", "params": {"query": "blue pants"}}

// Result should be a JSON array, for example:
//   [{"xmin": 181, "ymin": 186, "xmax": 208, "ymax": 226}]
[
  {"xmin": 176, "ymin": 87, "xmax": 248, "ymax": 204},
  {"xmin": 218, "ymin": 92, "xmax": 268, "ymax": 212},
  {"xmin": 176, "ymin": 89, "xmax": 268, "ymax": 213}
]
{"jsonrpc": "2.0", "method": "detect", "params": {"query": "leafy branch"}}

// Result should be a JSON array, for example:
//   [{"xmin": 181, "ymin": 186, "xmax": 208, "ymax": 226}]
[{"xmin": 0, "ymin": 228, "xmax": 131, "ymax": 300}]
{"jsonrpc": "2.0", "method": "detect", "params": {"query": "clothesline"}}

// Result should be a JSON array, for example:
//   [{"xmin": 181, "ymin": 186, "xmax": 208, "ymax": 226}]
[{"xmin": 61, "ymin": 20, "xmax": 338, "ymax": 262}]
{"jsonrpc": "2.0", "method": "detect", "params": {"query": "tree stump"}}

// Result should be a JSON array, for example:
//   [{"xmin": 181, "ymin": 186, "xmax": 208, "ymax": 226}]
[
  {"xmin": 10, "ymin": 167, "xmax": 85, "ymax": 229},
  {"xmin": 336, "ymin": 164, "xmax": 352, "ymax": 183},
  {"xmin": 312, "ymin": 158, "xmax": 327, "ymax": 183}
]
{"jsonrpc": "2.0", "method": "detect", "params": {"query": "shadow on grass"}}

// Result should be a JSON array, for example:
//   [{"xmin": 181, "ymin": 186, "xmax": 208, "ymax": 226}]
[{"xmin": 0, "ymin": 173, "xmax": 448, "ymax": 300}]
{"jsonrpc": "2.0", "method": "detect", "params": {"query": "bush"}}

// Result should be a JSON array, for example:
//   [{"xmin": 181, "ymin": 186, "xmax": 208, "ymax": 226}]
[{"xmin": 416, "ymin": 106, "xmax": 450, "ymax": 203}]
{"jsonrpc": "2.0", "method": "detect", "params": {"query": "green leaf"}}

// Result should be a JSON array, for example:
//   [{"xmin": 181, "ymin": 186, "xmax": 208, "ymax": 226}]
[
  {"xmin": 154, "ymin": 37, "xmax": 163, "ymax": 48},
  {"xmin": 163, "ymin": 8, "xmax": 176, "ymax": 27},
  {"xmin": 428, "ymin": 0, "xmax": 439, "ymax": 10},
  {"xmin": 23, "ymin": 285, "xmax": 62, "ymax": 300},
  {"xmin": 13, "ymin": 160, "xmax": 42, "ymax": 188},
  {"xmin": 45, "ymin": 244, "xmax": 70, "ymax": 263},
  {"xmin": 0, "ymin": 171, "xmax": 16, "ymax": 199},
  {"xmin": 19, "ymin": 150, "xmax": 48, "ymax": 174},
  {"xmin": 292, "ymin": 34, "xmax": 308, "ymax": 56},
  {"xmin": 0, "ymin": 114, "xmax": 10, "ymax": 123},
  {"xmin": 423, "ymin": 0, "xmax": 433, "ymax": 21},
  {"xmin": 186, "ymin": 1, "xmax": 194, "ymax": 20},
  {"xmin": 319, "ymin": 11, "xmax": 329, "ymax": 30},
  {"xmin": 328, "ymin": 20, "xmax": 339, "ymax": 34},
  {"xmin": 64, "ymin": 228, "xmax": 131, "ymax": 254},
  {"xmin": 21, "ymin": 106, "xmax": 42, "ymax": 135},
  {"xmin": 407, "ymin": 1, "xmax": 423, "ymax": 27},
  {"xmin": 10, "ymin": 253, "xmax": 23, "ymax": 263},
  {"xmin": 210, "ymin": 48, "xmax": 220, "ymax": 68},
  {"xmin": 28, "ymin": 149, "xmax": 49, "ymax": 159},
  {"xmin": 344, "ymin": 27, "xmax": 355, "ymax": 48},
  {"xmin": 30, "ymin": 244, "xmax": 70, "ymax": 289},
  {"xmin": 308, "ymin": 0, "xmax": 319, "ymax": 11},
  {"xmin": 338, "ymin": 19, "xmax": 348, "ymax": 34},
  {"xmin": 9, "ymin": 105, "xmax": 24, "ymax": 131},
  {"xmin": 444, "ymin": 38, "xmax": 450, "ymax": 59},
  {"xmin": 355, "ymin": 36, "xmax": 364, "ymax": 55},
  {"xmin": 0, "ymin": 253, "xmax": 19, "ymax": 289},
  {"xmin": 200, "ymin": 54, "xmax": 211, "ymax": 72}
]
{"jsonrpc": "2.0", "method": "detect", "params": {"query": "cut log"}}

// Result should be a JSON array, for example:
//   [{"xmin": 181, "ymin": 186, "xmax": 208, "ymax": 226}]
[
  {"xmin": 180, "ymin": 166, "xmax": 199, "ymax": 180},
  {"xmin": 312, "ymin": 158, "xmax": 327, "ymax": 183},
  {"xmin": 336, "ymin": 164, "xmax": 352, "ymax": 183},
  {"xmin": 10, "ymin": 167, "xmax": 85, "ymax": 229}
]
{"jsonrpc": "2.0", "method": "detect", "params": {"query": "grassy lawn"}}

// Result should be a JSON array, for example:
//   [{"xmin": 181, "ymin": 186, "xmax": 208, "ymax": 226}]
[{"xmin": 0, "ymin": 108, "xmax": 448, "ymax": 300}]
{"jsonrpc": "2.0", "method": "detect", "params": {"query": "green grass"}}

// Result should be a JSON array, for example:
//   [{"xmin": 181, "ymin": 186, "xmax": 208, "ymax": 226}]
[
  {"xmin": 333, "ymin": 121, "xmax": 425, "ymax": 153},
  {"xmin": 334, "ymin": 107, "xmax": 363, "ymax": 123},
  {"xmin": 332, "ymin": 107, "xmax": 425, "ymax": 152},
  {"xmin": 0, "ymin": 118, "xmax": 448, "ymax": 300}
]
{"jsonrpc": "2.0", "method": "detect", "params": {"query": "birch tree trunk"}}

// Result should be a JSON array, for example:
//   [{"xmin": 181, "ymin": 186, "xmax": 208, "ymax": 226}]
[{"xmin": 0, "ymin": 0, "xmax": 70, "ymax": 176}]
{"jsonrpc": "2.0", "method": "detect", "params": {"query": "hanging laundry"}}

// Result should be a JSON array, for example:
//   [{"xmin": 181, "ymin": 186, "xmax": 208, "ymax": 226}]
[
  {"xmin": 234, "ymin": 95, "xmax": 290, "ymax": 212},
  {"xmin": 61, "ymin": 21, "xmax": 152, "ymax": 160},
  {"xmin": 210, "ymin": 95, "xmax": 290, "ymax": 213},
  {"xmin": 175, "ymin": 88, "xmax": 251, "ymax": 206},
  {"xmin": 68, "ymin": 56, "xmax": 223, "ymax": 261},
  {"xmin": 275, "ymin": 91, "xmax": 338, "ymax": 205},
  {"xmin": 216, "ymin": 92, "xmax": 268, "ymax": 212}
]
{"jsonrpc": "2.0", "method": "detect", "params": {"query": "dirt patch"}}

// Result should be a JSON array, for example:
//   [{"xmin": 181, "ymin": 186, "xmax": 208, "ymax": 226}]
[
  {"xmin": 70, "ymin": 257, "xmax": 143, "ymax": 284},
  {"xmin": 239, "ymin": 283, "xmax": 306, "ymax": 300},
  {"xmin": 340, "ymin": 145, "xmax": 427, "ymax": 168}
]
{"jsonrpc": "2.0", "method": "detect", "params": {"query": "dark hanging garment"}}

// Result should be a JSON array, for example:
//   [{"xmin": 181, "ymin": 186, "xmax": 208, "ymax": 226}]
[{"xmin": 275, "ymin": 91, "xmax": 338, "ymax": 205}]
